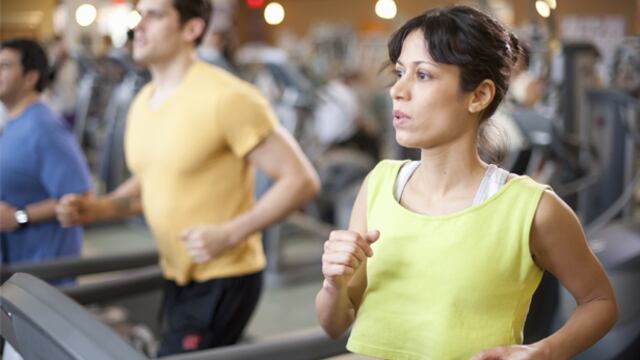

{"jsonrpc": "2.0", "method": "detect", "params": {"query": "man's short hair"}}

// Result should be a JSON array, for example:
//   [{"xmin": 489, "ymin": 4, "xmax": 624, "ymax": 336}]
[
  {"xmin": 172, "ymin": 0, "xmax": 212, "ymax": 45},
  {"xmin": 1, "ymin": 39, "xmax": 50, "ymax": 92}
]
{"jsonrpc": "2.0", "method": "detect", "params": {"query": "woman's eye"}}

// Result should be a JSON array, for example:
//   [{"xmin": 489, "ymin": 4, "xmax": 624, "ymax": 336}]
[
  {"xmin": 394, "ymin": 69, "xmax": 404, "ymax": 78},
  {"xmin": 417, "ymin": 71, "xmax": 430, "ymax": 80}
]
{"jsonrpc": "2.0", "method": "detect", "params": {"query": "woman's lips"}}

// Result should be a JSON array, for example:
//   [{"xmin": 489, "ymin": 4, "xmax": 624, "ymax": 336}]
[{"xmin": 393, "ymin": 110, "xmax": 410, "ymax": 127}]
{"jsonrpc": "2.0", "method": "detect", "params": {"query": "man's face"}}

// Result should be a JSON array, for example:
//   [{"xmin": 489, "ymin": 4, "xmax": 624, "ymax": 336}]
[
  {"xmin": 133, "ymin": 0, "xmax": 184, "ymax": 65},
  {"xmin": 0, "ymin": 48, "xmax": 27, "ymax": 104}
]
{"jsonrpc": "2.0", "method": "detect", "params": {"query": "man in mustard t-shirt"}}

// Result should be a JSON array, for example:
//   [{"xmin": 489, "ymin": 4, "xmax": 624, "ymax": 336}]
[{"xmin": 56, "ymin": 0, "xmax": 320, "ymax": 355}]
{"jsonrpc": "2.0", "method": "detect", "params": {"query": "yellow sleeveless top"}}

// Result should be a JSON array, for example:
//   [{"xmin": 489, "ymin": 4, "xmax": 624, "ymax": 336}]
[{"xmin": 347, "ymin": 160, "xmax": 547, "ymax": 359}]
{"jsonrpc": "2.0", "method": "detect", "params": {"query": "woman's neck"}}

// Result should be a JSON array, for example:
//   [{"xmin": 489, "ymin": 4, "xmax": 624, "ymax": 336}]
[{"xmin": 415, "ymin": 136, "xmax": 487, "ymax": 199}]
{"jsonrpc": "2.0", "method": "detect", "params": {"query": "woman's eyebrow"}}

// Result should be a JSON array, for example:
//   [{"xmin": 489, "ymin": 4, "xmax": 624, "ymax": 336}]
[{"xmin": 396, "ymin": 60, "xmax": 440, "ymax": 67}]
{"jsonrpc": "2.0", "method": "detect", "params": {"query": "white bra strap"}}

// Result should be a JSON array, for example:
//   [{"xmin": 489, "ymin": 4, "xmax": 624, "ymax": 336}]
[
  {"xmin": 472, "ymin": 165, "xmax": 510, "ymax": 206},
  {"xmin": 472, "ymin": 165, "xmax": 495, "ymax": 206},
  {"xmin": 395, "ymin": 161, "xmax": 421, "ymax": 201}
]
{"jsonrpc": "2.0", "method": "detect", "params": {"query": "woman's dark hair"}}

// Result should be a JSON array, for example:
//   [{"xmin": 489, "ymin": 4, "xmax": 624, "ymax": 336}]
[
  {"xmin": 172, "ymin": 0, "xmax": 212, "ymax": 45},
  {"xmin": 1, "ymin": 39, "xmax": 50, "ymax": 92},
  {"xmin": 519, "ymin": 40, "xmax": 531, "ymax": 69},
  {"xmin": 388, "ymin": 6, "xmax": 522, "ymax": 163}
]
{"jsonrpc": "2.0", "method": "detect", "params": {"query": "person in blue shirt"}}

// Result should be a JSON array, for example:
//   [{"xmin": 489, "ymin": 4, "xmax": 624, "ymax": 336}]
[{"xmin": 0, "ymin": 39, "xmax": 92, "ymax": 278}]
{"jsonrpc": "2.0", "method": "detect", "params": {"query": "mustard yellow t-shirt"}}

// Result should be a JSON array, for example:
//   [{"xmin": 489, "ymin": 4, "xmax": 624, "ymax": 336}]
[{"xmin": 125, "ymin": 61, "xmax": 276, "ymax": 285}]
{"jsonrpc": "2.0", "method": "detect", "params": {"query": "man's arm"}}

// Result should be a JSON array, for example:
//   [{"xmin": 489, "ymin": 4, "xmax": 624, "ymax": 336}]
[
  {"xmin": 181, "ymin": 126, "xmax": 320, "ymax": 262},
  {"xmin": 1, "ymin": 198, "xmax": 73, "ymax": 232},
  {"xmin": 230, "ymin": 125, "xmax": 320, "ymax": 243},
  {"xmin": 57, "ymin": 177, "xmax": 143, "ymax": 227}
]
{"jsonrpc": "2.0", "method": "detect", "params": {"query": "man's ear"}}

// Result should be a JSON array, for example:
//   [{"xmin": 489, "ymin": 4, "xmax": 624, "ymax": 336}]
[
  {"xmin": 182, "ymin": 17, "xmax": 206, "ymax": 44},
  {"xmin": 23, "ymin": 70, "xmax": 41, "ymax": 92},
  {"xmin": 468, "ymin": 79, "xmax": 496, "ymax": 114}
]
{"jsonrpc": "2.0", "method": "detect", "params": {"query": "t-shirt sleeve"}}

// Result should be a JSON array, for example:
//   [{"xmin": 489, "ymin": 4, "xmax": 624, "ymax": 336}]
[
  {"xmin": 37, "ymin": 121, "xmax": 93, "ymax": 198},
  {"xmin": 217, "ymin": 86, "xmax": 278, "ymax": 158}
]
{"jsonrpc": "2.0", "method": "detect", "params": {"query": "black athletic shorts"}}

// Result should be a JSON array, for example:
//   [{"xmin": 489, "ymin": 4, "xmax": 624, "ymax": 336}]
[{"xmin": 156, "ymin": 271, "xmax": 263, "ymax": 356}]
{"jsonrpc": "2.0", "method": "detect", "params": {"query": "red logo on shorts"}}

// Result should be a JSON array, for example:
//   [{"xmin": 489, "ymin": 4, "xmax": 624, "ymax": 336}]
[{"xmin": 182, "ymin": 334, "xmax": 202, "ymax": 350}]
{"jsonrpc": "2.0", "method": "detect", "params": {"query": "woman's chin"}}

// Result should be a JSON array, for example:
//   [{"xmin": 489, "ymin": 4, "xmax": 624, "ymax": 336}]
[{"xmin": 395, "ymin": 134, "xmax": 421, "ymax": 149}]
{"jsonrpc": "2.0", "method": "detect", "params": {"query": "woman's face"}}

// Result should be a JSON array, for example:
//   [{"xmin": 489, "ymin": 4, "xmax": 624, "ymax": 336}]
[{"xmin": 390, "ymin": 30, "xmax": 477, "ymax": 150}]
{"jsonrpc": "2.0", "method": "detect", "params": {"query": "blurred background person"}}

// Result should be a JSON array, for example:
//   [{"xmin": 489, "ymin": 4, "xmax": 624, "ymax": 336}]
[
  {"xmin": 197, "ymin": 3, "xmax": 238, "ymax": 74},
  {"xmin": 0, "ymin": 39, "xmax": 92, "ymax": 281},
  {"xmin": 43, "ymin": 35, "xmax": 79, "ymax": 127}
]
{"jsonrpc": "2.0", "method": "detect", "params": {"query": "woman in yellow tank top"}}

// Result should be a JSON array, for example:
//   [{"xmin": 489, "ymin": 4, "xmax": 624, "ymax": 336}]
[{"xmin": 315, "ymin": 5, "xmax": 618, "ymax": 360}]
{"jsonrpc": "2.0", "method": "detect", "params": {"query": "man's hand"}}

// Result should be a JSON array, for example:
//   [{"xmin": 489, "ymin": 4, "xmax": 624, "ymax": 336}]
[
  {"xmin": 470, "ymin": 344, "xmax": 550, "ymax": 360},
  {"xmin": 181, "ymin": 224, "xmax": 238, "ymax": 263},
  {"xmin": 322, "ymin": 229, "xmax": 380, "ymax": 290},
  {"xmin": 56, "ymin": 194, "xmax": 99, "ymax": 227},
  {"xmin": 0, "ymin": 201, "xmax": 18, "ymax": 232}
]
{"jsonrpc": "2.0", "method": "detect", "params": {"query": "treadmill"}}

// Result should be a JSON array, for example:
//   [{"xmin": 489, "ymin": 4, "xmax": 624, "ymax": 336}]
[
  {"xmin": 0, "ymin": 273, "xmax": 349, "ymax": 360},
  {"xmin": 0, "ymin": 273, "xmax": 147, "ymax": 360}
]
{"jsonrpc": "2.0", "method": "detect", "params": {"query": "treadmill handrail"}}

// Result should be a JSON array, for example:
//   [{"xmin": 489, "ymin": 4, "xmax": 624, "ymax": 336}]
[
  {"xmin": 0, "ymin": 249, "xmax": 158, "ymax": 282},
  {"xmin": 62, "ymin": 265, "xmax": 164, "ymax": 305},
  {"xmin": 162, "ymin": 326, "xmax": 349, "ymax": 360}
]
